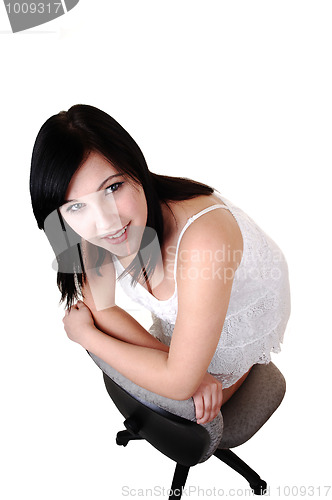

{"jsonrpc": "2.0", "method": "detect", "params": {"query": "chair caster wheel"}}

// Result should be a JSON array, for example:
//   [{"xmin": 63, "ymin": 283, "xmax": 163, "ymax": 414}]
[
  {"xmin": 116, "ymin": 439, "xmax": 128, "ymax": 446},
  {"xmin": 116, "ymin": 433, "xmax": 129, "ymax": 446},
  {"xmin": 250, "ymin": 479, "xmax": 267, "ymax": 495}
]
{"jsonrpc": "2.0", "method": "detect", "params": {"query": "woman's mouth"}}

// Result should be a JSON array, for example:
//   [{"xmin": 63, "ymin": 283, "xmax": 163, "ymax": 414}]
[{"xmin": 101, "ymin": 223, "xmax": 130, "ymax": 244}]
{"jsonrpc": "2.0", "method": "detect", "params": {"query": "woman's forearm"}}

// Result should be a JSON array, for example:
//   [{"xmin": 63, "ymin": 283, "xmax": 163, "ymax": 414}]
[
  {"xmin": 91, "ymin": 305, "xmax": 169, "ymax": 353},
  {"xmin": 82, "ymin": 326, "xmax": 188, "ymax": 400},
  {"xmin": 82, "ymin": 273, "xmax": 169, "ymax": 353}
]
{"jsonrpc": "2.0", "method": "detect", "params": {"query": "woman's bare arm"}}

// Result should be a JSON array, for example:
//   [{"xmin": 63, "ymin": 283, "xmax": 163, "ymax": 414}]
[{"xmin": 91, "ymin": 305, "xmax": 169, "ymax": 353}]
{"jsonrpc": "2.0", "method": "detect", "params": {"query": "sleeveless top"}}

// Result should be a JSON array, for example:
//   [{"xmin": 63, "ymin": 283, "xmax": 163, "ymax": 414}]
[{"xmin": 113, "ymin": 193, "xmax": 291, "ymax": 389}]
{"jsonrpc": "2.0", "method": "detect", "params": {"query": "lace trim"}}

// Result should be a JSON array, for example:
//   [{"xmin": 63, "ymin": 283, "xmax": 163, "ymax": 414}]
[{"xmin": 208, "ymin": 324, "xmax": 285, "ymax": 388}]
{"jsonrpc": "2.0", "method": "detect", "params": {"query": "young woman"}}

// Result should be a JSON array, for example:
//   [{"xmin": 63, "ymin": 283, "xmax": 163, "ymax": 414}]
[{"xmin": 30, "ymin": 104, "xmax": 291, "ymax": 425}]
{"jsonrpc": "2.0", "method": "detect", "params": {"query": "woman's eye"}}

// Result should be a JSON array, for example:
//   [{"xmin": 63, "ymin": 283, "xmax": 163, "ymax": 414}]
[
  {"xmin": 66, "ymin": 202, "xmax": 85, "ymax": 213},
  {"xmin": 105, "ymin": 182, "xmax": 124, "ymax": 195}
]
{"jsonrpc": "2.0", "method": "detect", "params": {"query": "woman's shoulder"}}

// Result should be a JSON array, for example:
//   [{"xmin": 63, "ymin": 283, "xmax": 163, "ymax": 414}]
[
  {"xmin": 170, "ymin": 194, "xmax": 243, "ymax": 266},
  {"xmin": 171, "ymin": 193, "xmax": 227, "ymax": 221}
]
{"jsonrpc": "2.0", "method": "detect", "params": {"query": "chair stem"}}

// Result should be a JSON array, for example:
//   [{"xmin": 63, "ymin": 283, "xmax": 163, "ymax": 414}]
[{"xmin": 169, "ymin": 463, "xmax": 190, "ymax": 500}]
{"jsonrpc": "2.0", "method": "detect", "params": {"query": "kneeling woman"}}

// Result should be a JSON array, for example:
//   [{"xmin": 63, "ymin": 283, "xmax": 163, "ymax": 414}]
[{"xmin": 30, "ymin": 104, "xmax": 291, "ymax": 425}]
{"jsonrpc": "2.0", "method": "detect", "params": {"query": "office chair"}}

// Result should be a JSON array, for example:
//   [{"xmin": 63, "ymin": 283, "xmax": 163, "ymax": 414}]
[{"xmin": 88, "ymin": 352, "xmax": 286, "ymax": 499}]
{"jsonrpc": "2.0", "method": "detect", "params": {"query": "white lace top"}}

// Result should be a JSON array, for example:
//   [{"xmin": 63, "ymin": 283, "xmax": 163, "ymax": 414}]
[{"xmin": 113, "ymin": 194, "xmax": 291, "ymax": 389}]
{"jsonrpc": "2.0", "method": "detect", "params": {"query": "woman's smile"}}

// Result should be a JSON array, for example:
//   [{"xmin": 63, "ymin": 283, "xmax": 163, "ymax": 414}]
[{"xmin": 101, "ymin": 222, "xmax": 130, "ymax": 244}]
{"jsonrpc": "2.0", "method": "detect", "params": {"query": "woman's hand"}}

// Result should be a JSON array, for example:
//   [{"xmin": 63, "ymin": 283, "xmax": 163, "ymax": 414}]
[
  {"xmin": 192, "ymin": 372, "xmax": 223, "ymax": 425},
  {"xmin": 63, "ymin": 300, "xmax": 96, "ymax": 346}
]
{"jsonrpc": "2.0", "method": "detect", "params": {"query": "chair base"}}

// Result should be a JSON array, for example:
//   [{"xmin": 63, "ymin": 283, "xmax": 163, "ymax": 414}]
[{"xmin": 116, "ymin": 428, "xmax": 267, "ymax": 498}]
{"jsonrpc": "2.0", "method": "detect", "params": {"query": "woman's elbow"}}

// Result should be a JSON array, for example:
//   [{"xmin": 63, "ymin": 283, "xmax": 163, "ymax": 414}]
[
  {"xmin": 163, "ymin": 362, "xmax": 201, "ymax": 400},
  {"xmin": 165, "ymin": 379, "xmax": 197, "ymax": 401}
]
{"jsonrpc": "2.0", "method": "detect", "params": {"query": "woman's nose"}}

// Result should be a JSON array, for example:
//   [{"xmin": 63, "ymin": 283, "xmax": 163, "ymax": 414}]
[{"xmin": 94, "ymin": 204, "xmax": 121, "ymax": 232}]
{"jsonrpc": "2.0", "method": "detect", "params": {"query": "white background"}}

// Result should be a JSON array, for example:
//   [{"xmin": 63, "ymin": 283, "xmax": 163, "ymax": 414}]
[{"xmin": 1, "ymin": 1, "xmax": 331, "ymax": 499}]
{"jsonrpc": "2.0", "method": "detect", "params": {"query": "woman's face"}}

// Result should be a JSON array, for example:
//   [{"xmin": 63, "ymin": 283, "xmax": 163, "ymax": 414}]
[{"xmin": 59, "ymin": 151, "xmax": 148, "ymax": 258}]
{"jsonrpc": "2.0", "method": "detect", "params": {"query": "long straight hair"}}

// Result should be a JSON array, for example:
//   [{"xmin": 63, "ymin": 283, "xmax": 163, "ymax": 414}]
[{"xmin": 30, "ymin": 104, "xmax": 214, "ymax": 308}]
